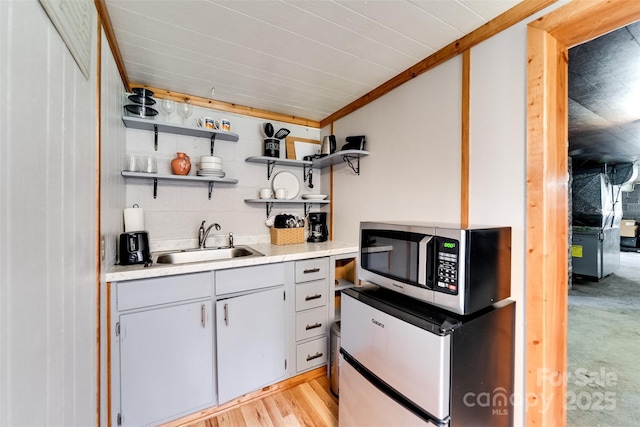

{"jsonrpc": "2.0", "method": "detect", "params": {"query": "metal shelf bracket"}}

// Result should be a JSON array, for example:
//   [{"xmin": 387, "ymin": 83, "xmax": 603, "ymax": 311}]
[
  {"xmin": 210, "ymin": 134, "xmax": 217, "ymax": 156},
  {"xmin": 343, "ymin": 155, "xmax": 360, "ymax": 175},
  {"xmin": 153, "ymin": 177, "xmax": 158, "ymax": 198},
  {"xmin": 154, "ymin": 125, "xmax": 158, "ymax": 151},
  {"xmin": 303, "ymin": 164, "xmax": 311, "ymax": 183},
  {"xmin": 266, "ymin": 161, "xmax": 276, "ymax": 180},
  {"xmin": 208, "ymin": 182, "xmax": 214, "ymax": 200},
  {"xmin": 265, "ymin": 202, "xmax": 274, "ymax": 217}
]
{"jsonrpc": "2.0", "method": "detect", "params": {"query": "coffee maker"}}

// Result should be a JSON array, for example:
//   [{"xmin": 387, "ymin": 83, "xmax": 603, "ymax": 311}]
[{"xmin": 307, "ymin": 212, "xmax": 328, "ymax": 242}]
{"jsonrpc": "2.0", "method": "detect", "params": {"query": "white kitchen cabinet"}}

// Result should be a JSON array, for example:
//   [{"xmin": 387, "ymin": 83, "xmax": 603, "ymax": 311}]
[
  {"xmin": 216, "ymin": 286, "xmax": 287, "ymax": 403},
  {"xmin": 119, "ymin": 301, "xmax": 214, "ymax": 426},
  {"xmin": 111, "ymin": 272, "xmax": 215, "ymax": 427},
  {"xmin": 293, "ymin": 257, "xmax": 330, "ymax": 373}
]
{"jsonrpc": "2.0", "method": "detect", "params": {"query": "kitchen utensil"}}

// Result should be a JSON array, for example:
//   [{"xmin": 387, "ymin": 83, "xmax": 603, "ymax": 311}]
[
  {"xmin": 308, "ymin": 167, "xmax": 314, "ymax": 188},
  {"xmin": 274, "ymin": 128, "xmax": 290, "ymax": 139},
  {"xmin": 271, "ymin": 170, "xmax": 300, "ymax": 199},
  {"xmin": 131, "ymin": 87, "xmax": 154, "ymax": 97},
  {"xmin": 264, "ymin": 122, "xmax": 274, "ymax": 137},
  {"xmin": 124, "ymin": 104, "xmax": 158, "ymax": 118},
  {"xmin": 321, "ymin": 135, "xmax": 336, "ymax": 155},
  {"xmin": 128, "ymin": 94, "xmax": 156, "ymax": 105}
]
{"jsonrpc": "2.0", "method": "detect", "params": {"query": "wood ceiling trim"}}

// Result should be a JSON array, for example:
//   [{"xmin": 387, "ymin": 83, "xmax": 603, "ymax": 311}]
[
  {"xmin": 319, "ymin": 0, "xmax": 559, "ymax": 128},
  {"xmin": 131, "ymin": 85, "xmax": 321, "ymax": 128},
  {"xmin": 94, "ymin": 0, "xmax": 129, "ymax": 90}
]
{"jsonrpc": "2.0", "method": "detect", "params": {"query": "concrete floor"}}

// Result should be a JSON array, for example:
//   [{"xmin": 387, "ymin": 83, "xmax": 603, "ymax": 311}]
[{"xmin": 568, "ymin": 251, "xmax": 640, "ymax": 426}]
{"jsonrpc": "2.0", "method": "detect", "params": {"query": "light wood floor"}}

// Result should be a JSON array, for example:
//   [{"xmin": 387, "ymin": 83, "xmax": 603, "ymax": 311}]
[{"xmin": 178, "ymin": 372, "xmax": 338, "ymax": 427}]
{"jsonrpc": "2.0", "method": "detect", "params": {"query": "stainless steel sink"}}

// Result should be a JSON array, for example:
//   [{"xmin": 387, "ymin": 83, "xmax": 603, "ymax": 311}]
[{"xmin": 154, "ymin": 246, "xmax": 263, "ymax": 265}]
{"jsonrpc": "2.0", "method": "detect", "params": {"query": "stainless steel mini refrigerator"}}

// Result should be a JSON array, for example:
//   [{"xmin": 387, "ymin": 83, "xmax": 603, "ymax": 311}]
[{"xmin": 339, "ymin": 285, "xmax": 515, "ymax": 427}]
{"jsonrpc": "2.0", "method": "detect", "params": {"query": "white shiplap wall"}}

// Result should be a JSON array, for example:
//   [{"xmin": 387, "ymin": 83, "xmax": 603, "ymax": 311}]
[{"xmin": 0, "ymin": 1, "xmax": 97, "ymax": 425}]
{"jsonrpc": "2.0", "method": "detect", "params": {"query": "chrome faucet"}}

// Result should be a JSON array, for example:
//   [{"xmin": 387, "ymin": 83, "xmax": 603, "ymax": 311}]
[{"xmin": 198, "ymin": 220, "xmax": 221, "ymax": 249}]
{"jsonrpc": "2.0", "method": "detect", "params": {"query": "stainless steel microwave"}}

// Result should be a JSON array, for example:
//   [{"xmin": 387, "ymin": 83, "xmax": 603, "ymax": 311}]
[{"xmin": 359, "ymin": 221, "xmax": 512, "ymax": 315}]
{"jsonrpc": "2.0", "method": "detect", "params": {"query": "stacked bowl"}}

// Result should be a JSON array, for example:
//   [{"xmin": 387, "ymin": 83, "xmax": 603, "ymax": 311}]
[
  {"xmin": 124, "ymin": 88, "xmax": 158, "ymax": 118},
  {"xmin": 197, "ymin": 156, "xmax": 225, "ymax": 178}
]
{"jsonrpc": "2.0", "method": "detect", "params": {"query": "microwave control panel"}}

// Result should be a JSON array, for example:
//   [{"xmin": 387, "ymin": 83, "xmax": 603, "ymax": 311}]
[{"xmin": 435, "ymin": 237, "xmax": 459, "ymax": 294}]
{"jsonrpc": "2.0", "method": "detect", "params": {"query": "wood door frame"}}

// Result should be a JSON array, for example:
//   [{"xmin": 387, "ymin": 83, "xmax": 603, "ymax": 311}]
[{"xmin": 525, "ymin": 1, "xmax": 640, "ymax": 425}]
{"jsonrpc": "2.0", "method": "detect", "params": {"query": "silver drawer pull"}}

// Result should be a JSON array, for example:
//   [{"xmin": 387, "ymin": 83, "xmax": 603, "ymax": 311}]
[
  {"xmin": 224, "ymin": 303, "xmax": 229, "ymax": 326},
  {"xmin": 303, "ymin": 268, "xmax": 320, "ymax": 274},
  {"xmin": 201, "ymin": 304, "xmax": 206, "ymax": 328},
  {"xmin": 305, "ymin": 322, "xmax": 322, "ymax": 330},
  {"xmin": 305, "ymin": 294, "xmax": 322, "ymax": 301},
  {"xmin": 306, "ymin": 352, "xmax": 323, "ymax": 362}
]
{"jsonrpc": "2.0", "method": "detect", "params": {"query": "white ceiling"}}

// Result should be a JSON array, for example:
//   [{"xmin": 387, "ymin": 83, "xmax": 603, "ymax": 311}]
[{"xmin": 105, "ymin": 0, "xmax": 522, "ymax": 122}]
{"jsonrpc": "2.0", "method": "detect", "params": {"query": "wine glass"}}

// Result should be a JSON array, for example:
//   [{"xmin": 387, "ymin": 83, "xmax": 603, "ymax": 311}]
[
  {"xmin": 177, "ymin": 102, "xmax": 193, "ymax": 125},
  {"xmin": 160, "ymin": 99, "xmax": 175, "ymax": 122}
]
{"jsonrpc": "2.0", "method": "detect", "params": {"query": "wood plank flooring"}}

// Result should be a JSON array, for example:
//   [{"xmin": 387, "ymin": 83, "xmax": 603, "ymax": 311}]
[{"xmin": 181, "ymin": 373, "xmax": 338, "ymax": 427}]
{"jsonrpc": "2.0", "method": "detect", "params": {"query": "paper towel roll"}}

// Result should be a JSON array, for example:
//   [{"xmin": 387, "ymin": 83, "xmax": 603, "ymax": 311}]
[{"xmin": 124, "ymin": 206, "xmax": 145, "ymax": 232}]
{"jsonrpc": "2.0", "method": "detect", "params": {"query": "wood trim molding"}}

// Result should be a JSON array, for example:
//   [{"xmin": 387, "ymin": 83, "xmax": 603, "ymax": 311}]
[
  {"xmin": 319, "ymin": 0, "xmax": 558, "ymax": 128},
  {"xmin": 130, "ymin": 84, "xmax": 321, "ymax": 128},
  {"xmin": 525, "ymin": 1, "xmax": 640, "ymax": 425},
  {"xmin": 460, "ymin": 50, "xmax": 470, "ymax": 229},
  {"xmin": 94, "ymin": 0, "xmax": 129, "ymax": 89},
  {"xmin": 95, "ymin": 19, "xmax": 103, "ymax": 427}
]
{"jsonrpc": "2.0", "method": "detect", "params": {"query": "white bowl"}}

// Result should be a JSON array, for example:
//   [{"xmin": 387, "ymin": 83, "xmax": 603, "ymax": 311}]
[
  {"xmin": 301, "ymin": 194, "xmax": 328, "ymax": 200},
  {"xmin": 200, "ymin": 156, "xmax": 222, "ymax": 163},
  {"xmin": 200, "ymin": 162, "xmax": 222, "ymax": 170}
]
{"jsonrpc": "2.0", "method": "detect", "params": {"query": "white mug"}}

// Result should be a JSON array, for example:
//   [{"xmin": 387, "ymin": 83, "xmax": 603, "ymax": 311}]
[
  {"xmin": 197, "ymin": 117, "xmax": 215, "ymax": 129},
  {"xmin": 214, "ymin": 118, "xmax": 231, "ymax": 131},
  {"xmin": 259, "ymin": 188, "xmax": 273, "ymax": 199},
  {"xmin": 275, "ymin": 188, "xmax": 288, "ymax": 199}
]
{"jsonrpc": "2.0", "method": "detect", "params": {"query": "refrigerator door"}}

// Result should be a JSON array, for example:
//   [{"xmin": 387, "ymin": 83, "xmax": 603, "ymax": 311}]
[
  {"xmin": 339, "ymin": 360, "xmax": 439, "ymax": 427},
  {"xmin": 341, "ymin": 292, "xmax": 451, "ymax": 420}
]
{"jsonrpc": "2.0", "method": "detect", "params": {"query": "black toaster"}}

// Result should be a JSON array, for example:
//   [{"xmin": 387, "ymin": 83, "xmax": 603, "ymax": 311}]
[{"xmin": 119, "ymin": 231, "xmax": 150, "ymax": 265}]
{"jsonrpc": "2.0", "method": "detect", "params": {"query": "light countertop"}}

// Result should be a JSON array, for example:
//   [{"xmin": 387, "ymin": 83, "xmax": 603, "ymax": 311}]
[{"xmin": 106, "ymin": 241, "xmax": 358, "ymax": 282}]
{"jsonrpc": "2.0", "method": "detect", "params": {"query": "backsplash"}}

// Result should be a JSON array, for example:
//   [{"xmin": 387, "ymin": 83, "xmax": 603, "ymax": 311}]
[{"xmin": 124, "ymin": 104, "xmax": 323, "ymax": 251}]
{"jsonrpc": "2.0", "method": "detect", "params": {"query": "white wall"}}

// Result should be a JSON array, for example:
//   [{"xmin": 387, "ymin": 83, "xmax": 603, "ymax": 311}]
[
  {"xmin": 469, "ymin": 24, "xmax": 528, "ymax": 427},
  {"xmin": 332, "ymin": 56, "xmax": 463, "ymax": 244},
  {"xmin": 124, "ymin": 112, "xmax": 322, "ymax": 251},
  {"xmin": 330, "ymin": 2, "xmax": 569, "ymax": 426},
  {"xmin": 0, "ymin": 1, "xmax": 97, "ymax": 425}
]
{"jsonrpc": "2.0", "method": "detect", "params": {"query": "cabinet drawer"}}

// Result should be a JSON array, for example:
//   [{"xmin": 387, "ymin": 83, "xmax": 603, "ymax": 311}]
[
  {"xmin": 296, "ymin": 337, "xmax": 328, "ymax": 373},
  {"xmin": 215, "ymin": 263, "xmax": 285, "ymax": 296},
  {"xmin": 116, "ymin": 272, "xmax": 212, "ymax": 311},
  {"xmin": 295, "ymin": 280, "xmax": 327, "ymax": 311},
  {"xmin": 295, "ymin": 258, "xmax": 328, "ymax": 283},
  {"xmin": 295, "ymin": 307, "xmax": 328, "ymax": 341}
]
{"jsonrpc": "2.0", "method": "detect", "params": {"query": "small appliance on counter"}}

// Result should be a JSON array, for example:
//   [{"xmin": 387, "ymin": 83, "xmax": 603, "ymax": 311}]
[
  {"xmin": 119, "ymin": 231, "xmax": 151, "ymax": 265},
  {"xmin": 307, "ymin": 212, "xmax": 328, "ymax": 242}
]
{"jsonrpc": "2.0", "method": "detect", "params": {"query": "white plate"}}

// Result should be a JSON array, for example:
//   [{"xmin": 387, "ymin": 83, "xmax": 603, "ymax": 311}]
[
  {"xmin": 272, "ymin": 170, "xmax": 300, "ymax": 200},
  {"xmin": 301, "ymin": 194, "xmax": 327, "ymax": 200}
]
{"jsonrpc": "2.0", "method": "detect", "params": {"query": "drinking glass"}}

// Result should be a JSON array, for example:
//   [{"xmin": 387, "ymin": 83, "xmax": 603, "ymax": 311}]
[
  {"xmin": 177, "ymin": 102, "xmax": 193, "ymax": 125},
  {"xmin": 160, "ymin": 99, "xmax": 175, "ymax": 121}
]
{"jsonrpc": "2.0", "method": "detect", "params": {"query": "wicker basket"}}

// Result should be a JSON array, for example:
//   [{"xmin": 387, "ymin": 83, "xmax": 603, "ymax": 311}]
[{"xmin": 270, "ymin": 227, "xmax": 305, "ymax": 245}]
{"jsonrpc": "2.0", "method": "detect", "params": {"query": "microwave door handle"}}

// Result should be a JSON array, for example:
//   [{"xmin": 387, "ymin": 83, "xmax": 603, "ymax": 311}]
[{"xmin": 418, "ymin": 236, "xmax": 433, "ymax": 287}]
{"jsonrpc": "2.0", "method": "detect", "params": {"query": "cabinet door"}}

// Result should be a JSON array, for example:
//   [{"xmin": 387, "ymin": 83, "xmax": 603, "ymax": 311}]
[
  {"xmin": 119, "ymin": 301, "xmax": 214, "ymax": 427},
  {"xmin": 216, "ymin": 287, "xmax": 286, "ymax": 403}
]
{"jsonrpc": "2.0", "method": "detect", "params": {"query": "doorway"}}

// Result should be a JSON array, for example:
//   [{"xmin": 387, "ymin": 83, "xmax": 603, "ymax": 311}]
[{"xmin": 526, "ymin": 1, "xmax": 640, "ymax": 426}]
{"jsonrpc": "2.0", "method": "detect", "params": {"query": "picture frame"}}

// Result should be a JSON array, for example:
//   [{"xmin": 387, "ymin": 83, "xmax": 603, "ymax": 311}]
[{"xmin": 285, "ymin": 136, "xmax": 320, "ymax": 160}]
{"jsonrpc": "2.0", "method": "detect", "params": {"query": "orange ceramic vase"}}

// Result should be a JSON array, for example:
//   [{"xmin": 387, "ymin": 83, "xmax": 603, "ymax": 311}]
[{"xmin": 171, "ymin": 152, "xmax": 191, "ymax": 175}]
